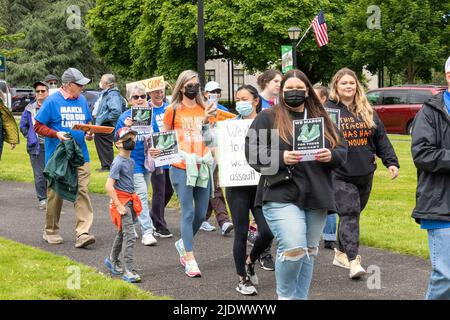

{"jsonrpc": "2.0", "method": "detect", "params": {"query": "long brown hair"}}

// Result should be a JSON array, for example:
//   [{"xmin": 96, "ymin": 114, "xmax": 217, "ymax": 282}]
[
  {"xmin": 273, "ymin": 69, "xmax": 340, "ymax": 148},
  {"xmin": 329, "ymin": 68, "xmax": 375, "ymax": 128}
]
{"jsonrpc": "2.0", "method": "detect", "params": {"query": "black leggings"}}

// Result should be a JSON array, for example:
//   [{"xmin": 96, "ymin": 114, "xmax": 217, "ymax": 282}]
[
  {"xmin": 334, "ymin": 173, "xmax": 374, "ymax": 261},
  {"xmin": 226, "ymin": 186, "xmax": 274, "ymax": 277}
]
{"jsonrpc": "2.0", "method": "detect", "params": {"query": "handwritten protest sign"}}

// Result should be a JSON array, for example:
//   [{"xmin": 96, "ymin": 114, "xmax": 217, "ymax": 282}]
[{"xmin": 217, "ymin": 119, "xmax": 260, "ymax": 187}]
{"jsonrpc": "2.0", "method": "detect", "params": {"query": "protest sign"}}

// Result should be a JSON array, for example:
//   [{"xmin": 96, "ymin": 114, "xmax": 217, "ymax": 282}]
[
  {"xmin": 152, "ymin": 130, "xmax": 180, "ymax": 167},
  {"xmin": 325, "ymin": 107, "xmax": 340, "ymax": 127},
  {"xmin": 217, "ymin": 119, "xmax": 260, "ymax": 187},
  {"xmin": 131, "ymin": 106, "xmax": 152, "ymax": 131},
  {"xmin": 126, "ymin": 76, "xmax": 165, "ymax": 94},
  {"xmin": 293, "ymin": 117, "xmax": 325, "ymax": 162}
]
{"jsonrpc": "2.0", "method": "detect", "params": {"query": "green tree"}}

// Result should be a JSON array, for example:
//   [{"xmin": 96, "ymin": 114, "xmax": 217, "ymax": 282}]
[
  {"xmin": 1, "ymin": 0, "xmax": 108, "ymax": 86},
  {"xmin": 341, "ymin": 0, "xmax": 450, "ymax": 84},
  {"xmin": 0, "ymin": 26, "xmax": 25, "ymax": 58},
  {"xmin": 87, "ymin": 0, "xmax": 347, "ymax": 83}
]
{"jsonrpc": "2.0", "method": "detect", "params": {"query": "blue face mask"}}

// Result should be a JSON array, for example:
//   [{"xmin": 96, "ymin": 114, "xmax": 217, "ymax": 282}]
[{"xmin": 236, "ymin": 101, "xmax": 254, "ymax": 117}]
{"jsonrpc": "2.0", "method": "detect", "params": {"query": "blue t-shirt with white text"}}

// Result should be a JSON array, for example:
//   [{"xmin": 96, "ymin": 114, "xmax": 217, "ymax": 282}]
[{"xmin": 35, "ymin": 91, "xmax": 92, "ymax": 163}]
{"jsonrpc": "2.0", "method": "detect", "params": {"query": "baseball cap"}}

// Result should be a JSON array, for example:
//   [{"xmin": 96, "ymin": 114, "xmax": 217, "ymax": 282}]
[
  {"xmin": 61, "ymin": 68, "xmax": 91, "ymax": 86},
  {"xmin": 445, "ymin": 56, "xmax": 450, "ymax": 73},
  {"xmin": 115, "ymin": 127, "xmax": 138, "ymax": 142},
  {"xmin": 44, "ymin": 74, "xmax": 58, "ymax": 83},
  {"xmin": 33, "ymin": 81, "xmax": 49, "ymax": 89},
  {"xmin": 204, "ymin": 81, "xmax": 221, "ymax": 92}
]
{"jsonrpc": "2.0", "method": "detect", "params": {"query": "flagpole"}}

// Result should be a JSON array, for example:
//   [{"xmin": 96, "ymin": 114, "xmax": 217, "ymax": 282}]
[{"xmin": 295, "ymin": 23, "xmax": 313, "ymax": 49}]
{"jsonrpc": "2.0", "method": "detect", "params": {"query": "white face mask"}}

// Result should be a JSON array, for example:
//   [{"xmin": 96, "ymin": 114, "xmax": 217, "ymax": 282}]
[
  {"xmin": 235, "ymin": 101, "xmax": 254, "ymax": 117},
  {"xmin": 48, "ymin": 84, "xmax": 57, "ymax": 89}
]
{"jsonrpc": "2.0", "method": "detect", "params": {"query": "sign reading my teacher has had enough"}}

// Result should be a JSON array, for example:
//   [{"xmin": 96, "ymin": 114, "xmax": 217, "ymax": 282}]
[{"xmin": 217, "ymin": 119, "xmax": 261, "ymax": 187}]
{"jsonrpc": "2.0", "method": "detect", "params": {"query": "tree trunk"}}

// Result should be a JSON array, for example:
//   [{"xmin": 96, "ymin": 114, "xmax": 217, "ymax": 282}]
[{"xmin": 406, "ymin": 63, "xmax": 417, "ymax": 84}]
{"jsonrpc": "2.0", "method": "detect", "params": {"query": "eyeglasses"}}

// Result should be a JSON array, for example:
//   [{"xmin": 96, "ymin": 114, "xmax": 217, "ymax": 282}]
[
  {"xmin": 209, "ymin": 89, "xmax": 221, "ymax": 94},
  {"xmin": 47, "ymin": 81, "xmax": 57, "ymax": 85},
  {"xmin": 185, "ymin": 83, "xmax": 200, "ymax": 90},
  {"xmin": 131, "ymin": 95, "xmax": 147, "ymax": 100},
  {"xmin": 35, "ymin": 90, "xmax": 47, "ymax": 94},
  {"xmin": 71, "ymin": 82, "xmax": 83, "ymax": 88}
]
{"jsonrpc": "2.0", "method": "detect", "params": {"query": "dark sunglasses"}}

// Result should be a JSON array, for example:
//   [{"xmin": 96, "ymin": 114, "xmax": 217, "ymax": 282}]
[
  {"xmin": 35, "ymin": 90, "xmax": 47, "ymax": 94},
  {"xmin": 47, "ymin": 81, "xmax": 57, "ymax": 85},
  {"xmin": 131, "ymin": 95, "xmax": 147, "ymax": 100},
  {"xmin": 209, "ymin": 89, "xmax": 221, "ymax": 94},
  {"xmin": 71, "ymin": 82, "xmax": 83, "ymax": 88},
  {"xmin": 185, "ymin": 83, "xmax": 200, "ymax": 90}
]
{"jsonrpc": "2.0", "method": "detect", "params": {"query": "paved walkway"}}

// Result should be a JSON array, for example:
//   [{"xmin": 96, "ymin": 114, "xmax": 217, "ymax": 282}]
[{"xmin": 0, "ymin": 180, "xmax": 430, "ymax": 300}]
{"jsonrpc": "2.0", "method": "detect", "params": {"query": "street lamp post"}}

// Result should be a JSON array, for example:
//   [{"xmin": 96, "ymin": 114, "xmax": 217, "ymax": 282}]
[
  {"xmin": 197, "ymin": 0, "xmax": 206, "ymax": 88},
  {"xmin": 288, "ymin": 26, "xmax": 301, "ymax": 69}
]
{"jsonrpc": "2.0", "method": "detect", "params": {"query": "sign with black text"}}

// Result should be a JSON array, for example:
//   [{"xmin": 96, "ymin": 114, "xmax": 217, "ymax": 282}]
[
  {"xmin": 217, "ymin": 120, "xmax": 261, "ymax": 187},
  {"xmin": 325, "ymin": 107, "xmax": 340, "ymax": 127},
  {"xmin": 131, "ymin": 106, "xmax": 152, "ymax": 131},
  {"xmin": 152, "ymin": 130, "xmax": 180, "ymax": 167},
  {"xmin": 293, "ymin": 117, "xmax": 325, "ymax": 162}
]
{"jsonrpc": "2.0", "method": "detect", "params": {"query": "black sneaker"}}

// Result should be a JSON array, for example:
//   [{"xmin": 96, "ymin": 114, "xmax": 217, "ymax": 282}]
[
  {"xmin": 259, "ymin": 254, "xmax": 275, "ymax": 271},
  {"xmin": 245, "ymin": 258, "xmax": 259, "ymax": 285},
  {"xmin": 236, "ymin": 277, "xmax": 257, "ymax": 296},
  {"xmin": 154, "ymin": 229, "xmax": 173, "ymax": 238},
  {"xmin": 324, "ymin": 240, "xmax": 336, "ymax": 250}
]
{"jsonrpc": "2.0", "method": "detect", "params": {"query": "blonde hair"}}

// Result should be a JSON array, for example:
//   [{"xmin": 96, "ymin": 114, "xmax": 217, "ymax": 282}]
[
  {"xmin": 171, "ymin": 70, "xmax": 206, "ymax": 108},
  {"xmin": 329, "ymin": 68, "xmax": 376, "ymax": 129}
]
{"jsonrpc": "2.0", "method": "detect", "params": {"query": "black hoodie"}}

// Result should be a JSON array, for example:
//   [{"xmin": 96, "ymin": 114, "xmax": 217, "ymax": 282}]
[
  {"xmin": 411, "ymin": 92, "xmax": 450, "ymax": 222},
  {"xmin": 325, "ymin": 100, "xmax": 399, "ymax": 177},
  {"xmin": 245, "ymin": 108, "xmax": 348, "ymax": 212}
]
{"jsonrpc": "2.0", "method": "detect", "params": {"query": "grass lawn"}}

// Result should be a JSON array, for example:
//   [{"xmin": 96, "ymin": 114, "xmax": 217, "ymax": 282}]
[
  {"xmin": 0, "ymin": 237, "xmax": 167, "ymax": 300},
  {"xmin": 0, "ymin": 131, "xmax": 429, "ymax": 259},
  {"xmin": 361, "ymin": 134, "xmax": 428, "ymax": 259}
]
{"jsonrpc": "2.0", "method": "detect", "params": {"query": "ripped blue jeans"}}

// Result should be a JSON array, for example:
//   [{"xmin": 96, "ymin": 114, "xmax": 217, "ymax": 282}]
[{"xmin": 262, "ymin": 202, "xmax": 327, "ymax": 300}]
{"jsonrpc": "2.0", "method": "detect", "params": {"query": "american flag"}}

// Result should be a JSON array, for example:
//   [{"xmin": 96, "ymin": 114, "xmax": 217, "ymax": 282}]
[{"xmin": 311, "ymin": 10, "xmax": 328, "ymax": 47}]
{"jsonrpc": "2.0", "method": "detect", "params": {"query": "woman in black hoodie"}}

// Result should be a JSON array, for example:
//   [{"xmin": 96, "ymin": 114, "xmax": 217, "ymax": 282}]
[
  {"xmin": 326, "ymin": 68, "xmax": 399, "ymax": 279},
  {"xmin": 245, "ymin": 69, "xmax": 347, "ymax": 299}
]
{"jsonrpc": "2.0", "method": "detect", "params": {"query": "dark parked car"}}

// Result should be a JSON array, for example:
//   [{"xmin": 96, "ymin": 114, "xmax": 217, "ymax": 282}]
[
  {"xmin": 11, "ymin": 88, "xmax": 35, "ymax": 113},
  {"xmin": 367, "ymin": 85, "xmax": 447, "ymax": 134}
]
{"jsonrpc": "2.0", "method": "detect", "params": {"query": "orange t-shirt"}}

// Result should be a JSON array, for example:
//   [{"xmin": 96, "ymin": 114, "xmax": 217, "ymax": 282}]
[{"xmin": 163, "ymin": 103, "xmax": 210, "ymax": 170}]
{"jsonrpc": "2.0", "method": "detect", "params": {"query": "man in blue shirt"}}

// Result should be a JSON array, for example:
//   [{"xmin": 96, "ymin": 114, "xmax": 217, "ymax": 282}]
[
  {"xmin": 411, "ymin": 56, "xmax": 450, "ymax": 299},
  {"xmin": 34, "ymin": 68, "xmax": 96, "ymax": 249}
]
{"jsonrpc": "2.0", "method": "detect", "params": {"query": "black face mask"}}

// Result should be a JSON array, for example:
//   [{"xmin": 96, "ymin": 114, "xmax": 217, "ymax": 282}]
[
  {"xmin": 122, "ymin": 138, "xmax": 136, "ymax": 151},
  {"xmin": 184, "ymin": 84, "xmax": 200, "ymax": 100},
  {"xmin": 284, "ymin": 90, "xmax": 306, "ymax": 108}
]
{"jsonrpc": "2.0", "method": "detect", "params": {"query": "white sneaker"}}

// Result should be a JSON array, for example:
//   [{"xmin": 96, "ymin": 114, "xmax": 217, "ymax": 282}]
[
  {"xmin": 349, "ymin": 256, "xmax": 366, "ymax": 279},
  {"xmin": 333, "ymin": 248, "xmax": 350, "ymax": 269},
  {"xmin": 236, "ymin": 277, "xmax": 257, "ymax": 296},
  {"xmin": 200, "ymin": 221, "xmax": 216, "ymax": 232},
  {"xmin": 141, "ymin": 232, "xmax": 157, "ymax": 246},
  {"xmin": 221, "ymin": 222, "xmax": 234, "ymax": 235},
  {"xmin": 38, "ymin": 199, "xmax": 46, "ymax": 210}
]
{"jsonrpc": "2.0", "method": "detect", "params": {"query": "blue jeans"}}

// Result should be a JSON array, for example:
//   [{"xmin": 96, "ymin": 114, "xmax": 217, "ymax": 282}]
[
  {"xmin": 134, "ymin": 172, "xmax": 155, "ymax": 235},
  {"xmin": 263, "ymin": 202, "xmax": 327, "ymax": 300},
  {"xmin": 169, "ymin": 166, "xmax": 211, "ymax": 252},
  {"xmin": 426, "ymin": 227, "xmax": 450, "ymax": 300},
  {"xmin": 323, "ymin": 213, "xmax": 337, "ymax": 241}
]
